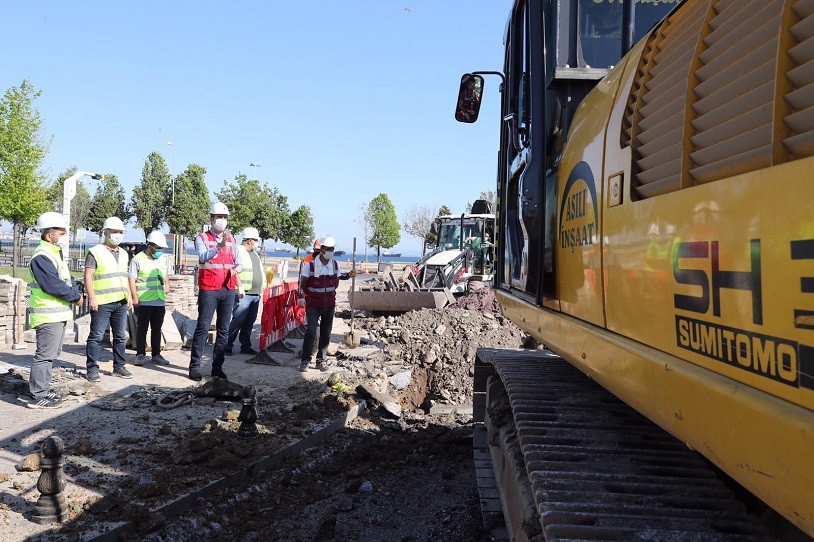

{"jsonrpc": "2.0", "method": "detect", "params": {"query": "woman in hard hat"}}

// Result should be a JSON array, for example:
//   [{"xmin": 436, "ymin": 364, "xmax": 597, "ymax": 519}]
[
  {"xmin": 128, "ymin": 231, "xmax": 172, "ymax": 367},
  {"xmin": 84, "ymin": 216, "xmax": 132, "ymax": 382},
  {"xmin": 27, "ymin": 212, "xmax": 82, "ymax": 409}
]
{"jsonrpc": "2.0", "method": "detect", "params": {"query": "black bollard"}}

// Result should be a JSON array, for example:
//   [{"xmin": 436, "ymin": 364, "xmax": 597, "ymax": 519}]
[
  {"xmin": 237, "ymin": 386, "xmax": 259, "ymax": 439},
  {"xmin": 33, "ymin": 436, "xmax": 68, "ymax": 524}
]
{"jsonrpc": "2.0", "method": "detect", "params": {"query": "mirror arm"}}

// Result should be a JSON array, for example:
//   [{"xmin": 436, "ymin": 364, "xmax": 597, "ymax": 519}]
[{"xmin": 472, "ymin": 71, "xmax": 506, "ymax": 85}]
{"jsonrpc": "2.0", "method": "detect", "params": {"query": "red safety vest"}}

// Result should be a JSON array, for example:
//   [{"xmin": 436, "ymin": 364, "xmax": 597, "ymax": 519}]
[
  {"xmin": 197, "ymin": 231, "xmax": 238, "ymax": 291},
  {"xmin": 305, "ymin": 259, "xmax": 339, "ymax": 308}
]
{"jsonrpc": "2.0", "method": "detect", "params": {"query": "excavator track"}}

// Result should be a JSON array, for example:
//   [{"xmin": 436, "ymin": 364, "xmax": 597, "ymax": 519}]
[{"xmin": 473, "ymin": 348, "xmax": 775, "ymax": 541}]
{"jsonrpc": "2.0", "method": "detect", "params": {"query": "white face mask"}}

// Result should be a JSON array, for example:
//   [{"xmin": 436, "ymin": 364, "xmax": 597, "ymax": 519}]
[
  {"xmin": 322, "ymin": 250, "xmax": 334, "ymax": 261},
  {"xmin": 57, "ymin": 237, "xmax": 70, "ymax": 252},
  {"xmin": 108, "ymin": 233, "xmax": 124, "ymax": 246},
  {"xmin": 214, "ymin": 218, "xmax": 227, "ymax": 233}
]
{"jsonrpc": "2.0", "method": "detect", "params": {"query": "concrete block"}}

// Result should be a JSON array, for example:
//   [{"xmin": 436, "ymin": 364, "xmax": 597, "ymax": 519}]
[{"xmin": 74, "ymin": 314, "xmax": 91, "ymax": 344}]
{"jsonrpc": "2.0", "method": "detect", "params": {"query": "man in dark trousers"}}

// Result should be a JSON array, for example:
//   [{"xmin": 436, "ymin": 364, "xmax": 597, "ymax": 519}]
[
  {"xmin": 189, "ymin": 202, "xmax": 242, "ymax": 381},
  {"xmin": 27, "ymin": 212, "xmax": 82, "ymax": 409},
  {"xmin": 298, "ymin": 236, "xmax": 354, "ymax": 372}
]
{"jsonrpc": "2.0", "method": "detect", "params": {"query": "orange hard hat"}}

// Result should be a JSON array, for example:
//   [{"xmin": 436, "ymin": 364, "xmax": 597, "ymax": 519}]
[{"xmin": 313, "ymin": 238, "xmax": 321, "ymax": 249}]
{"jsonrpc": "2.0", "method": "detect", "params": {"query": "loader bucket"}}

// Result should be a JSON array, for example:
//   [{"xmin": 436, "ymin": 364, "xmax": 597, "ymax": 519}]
[{"xmin": 352, "ymin": 290, "xmax": 449, "ymax": 313}]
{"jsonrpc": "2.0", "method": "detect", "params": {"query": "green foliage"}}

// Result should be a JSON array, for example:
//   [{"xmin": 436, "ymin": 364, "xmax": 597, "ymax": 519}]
[
  {"xmin": 217, "ymin": 174, "xmax": 290, "ymax": 241},
  {"xmin": 131, "ymin": 151, "xmax": 171, "ymax": 239},
  {"xmin": 0, "ymin": 79, "xmax": 51, "ymax": 229},
  {"xmin": 49, "ymin": 166, "xmax": 92, "ymax": 234},
  {"xmin": 438, "ymin": 205, "xmax": 452, "ymax": 216},
  {"xmin": 285, "ymin": 205, "xmax": 315, "ymax": 251},
  {"xmin": 167, "ymin": 163, "xmax": 210, "ymax": 238},
  {"xmin": 256, "ymin": 185, "xmax": 290, "ymax": 242},
  {"xmin": 366, "ymin": 193, "xmax": 400, "ymax": 260},
  {"xmin": 87, "ymin": 174, "xmax": 130, "ymax": 232}
]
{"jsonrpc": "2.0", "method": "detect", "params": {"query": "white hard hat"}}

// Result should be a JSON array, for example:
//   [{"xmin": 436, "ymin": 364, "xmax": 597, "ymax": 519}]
[
  {"xmin": 241, "ymin": 227, "xmax": 260, "ymax": 240},
  {"xmin": 321, "ymin": 236, "xmax": 336, "ymax": 248},
  {"xmin": 209, "ymin": 201, "xmax": 230, "ymax": 216},
  {"xmin": 102, "ymin": 217, "xmax": 125, "ymax": 231},
  {"xmin": 36, "ymin": 212, "xmax": 67, "ymax": 231},
  {"xmin": 146, "ymin": 231, "xmax": 168, "ymax": 248}
]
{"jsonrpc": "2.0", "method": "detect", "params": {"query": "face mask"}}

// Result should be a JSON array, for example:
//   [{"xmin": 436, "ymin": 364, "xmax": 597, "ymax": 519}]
[
  {"xmin": 109, "ymin": 233, "xmax": 124, "ymax": 246},
  {"xmin": 214, "ymin": 219, "xmax": 227, "ymax": 233},
  {"xmin": 53, "ymin": 234, "xmax": 68, "ymax": 251},
  {"xmin": 322, "ymin": 251, "xmax": 334, "ymax": 261},
  {"xmin": 152, "ymin": 250, "xmax": 164, "ymax": 260}
]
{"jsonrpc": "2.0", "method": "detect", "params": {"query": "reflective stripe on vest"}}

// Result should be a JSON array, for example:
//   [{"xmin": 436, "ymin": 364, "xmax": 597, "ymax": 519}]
[
  {"xmin": 89, "ymin": 244, "xmax": 129, "ymax": 305},
  {"xmin": 304, "ymin": 259, "xmax": 339, "ymax": 308},
  {"xmin": 197, "ymin": 231, "xmax": 238, "ymax": 290},
  {"xmin": 29, "ymin": 241, "xmax": 73, "ymax": 328},
  {"xmin": 134, "ymin": 252, "xmax": 167, "ymax": 303}
]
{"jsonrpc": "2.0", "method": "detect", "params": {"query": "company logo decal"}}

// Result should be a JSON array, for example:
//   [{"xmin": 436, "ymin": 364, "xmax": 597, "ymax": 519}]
[{"xmin": 559, "ymin": 161, "xmax": 598, "ymax": 253}]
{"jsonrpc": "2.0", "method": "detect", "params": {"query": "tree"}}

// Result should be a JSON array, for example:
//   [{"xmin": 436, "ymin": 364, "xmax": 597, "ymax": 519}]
[
  {"xmin": 49, "ymin": 166, "xmax": 92, "ymax": 235},
  {"xmin": 166, "ymin": 164, "xmax": 210, "ymax": 238},
  {"xmin": 131, "ymin": 151, "xmax": 171, "ymax": 240},
  {"xmin": 256, "ymin": 185, "xmax": 290, "ymax": 244},
  {"xmin": 402, "ymin": 204, "xmax": 438, "ymax": 251},
  {"xmin": 438, "ymin": 205, "xmax": 452, "ymax": 216},
  {"xmin": 87, "ymin": 174, "xmax": 130, "ymax": 233},
  {"xmin": 365, "ymin": 193, "xmax": 400, "ymax": 261},
  {"xmin": 0, "ymin": 80, "xmax": 51, "ymax": 277},
  {"xmin": 286, "ymin": 205, "xmax": 314, "ymax": 257}
]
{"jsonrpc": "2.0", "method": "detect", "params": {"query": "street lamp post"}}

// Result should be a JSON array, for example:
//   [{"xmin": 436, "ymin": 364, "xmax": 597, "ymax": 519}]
[
  {"xmin": 250, "ymin": 162, "xmax": 262, "ymax": 179},
  {"xmin": 166, "ymin": 141, "xmax": 175, "ymax": 203}
]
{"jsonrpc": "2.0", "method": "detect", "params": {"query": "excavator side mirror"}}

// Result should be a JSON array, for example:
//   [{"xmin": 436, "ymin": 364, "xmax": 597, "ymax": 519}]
[{"xmin": 454, "ymin": 74, "xmax": 484, "ymax": 123}]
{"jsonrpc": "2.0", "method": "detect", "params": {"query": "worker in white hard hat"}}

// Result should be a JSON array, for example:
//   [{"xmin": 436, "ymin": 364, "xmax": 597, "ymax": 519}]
[
  {"xmin": 189, "ymin": 201, "xmax": 243, "ymax": 381},
  {"xmin": 225, "ymin": 226, "xmax": 266, "ymax": 356},
  {"xmin": 84, "ymin": 216, "xmax": 132, "ymax": 382},
  {"xmin": 26, "ymin": 212, "xmax": 82, "ymax": 409},
  {"xmin": 128, "ymin": 231, "xmax": 172, "ymax": 367},
  {"xmin": 298, "ymin": 235, "xmax": 355, "ymax": 372}
]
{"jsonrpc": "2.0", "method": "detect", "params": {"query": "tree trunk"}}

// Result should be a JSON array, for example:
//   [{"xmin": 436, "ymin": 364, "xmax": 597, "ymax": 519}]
[{"xmin": 11, "ymin": 222, "xmax": 19, "ymax": 278}]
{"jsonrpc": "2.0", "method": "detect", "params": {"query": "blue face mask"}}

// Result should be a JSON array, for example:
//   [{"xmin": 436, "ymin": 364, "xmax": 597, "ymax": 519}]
[{"xmin": 152, "ymin": 250, "xmax": 164, "ymax": 260}]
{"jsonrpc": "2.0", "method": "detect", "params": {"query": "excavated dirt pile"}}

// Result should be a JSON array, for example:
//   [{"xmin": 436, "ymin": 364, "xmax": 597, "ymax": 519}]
[{"xmin": 357, "ymin": 288, "xmax": 528, "ymax": 406}]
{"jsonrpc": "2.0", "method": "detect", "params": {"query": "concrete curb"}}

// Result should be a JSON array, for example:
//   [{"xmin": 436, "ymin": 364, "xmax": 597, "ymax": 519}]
[{"xmin": 87, "ymin": 400, "xmax": 367, "ymax": 542}]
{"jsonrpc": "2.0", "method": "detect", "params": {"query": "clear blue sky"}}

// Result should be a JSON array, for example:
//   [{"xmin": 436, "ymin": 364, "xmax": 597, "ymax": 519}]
[{"xmin": 1, "ymin": 1, "xmax": 511, "ymax": 255}]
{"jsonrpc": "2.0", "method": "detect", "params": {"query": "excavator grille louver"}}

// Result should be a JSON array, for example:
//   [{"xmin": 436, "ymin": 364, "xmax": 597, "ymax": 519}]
[{"xmin": 624, "ymin": 0, "xmax": 814, "ymax": 198}]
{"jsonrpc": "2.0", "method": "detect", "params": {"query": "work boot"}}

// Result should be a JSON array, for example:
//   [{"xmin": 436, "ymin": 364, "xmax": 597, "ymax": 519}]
[
  {"xmin": 240, "ymin": 347, "xmax": 259, "ymax": 355},
  {"xmin": 134, "ymin": 354, "xmax": 147, "ymax": 366},
  {"xmin": 315, "ymin": 358, "xmax": 328, "ymax": 371},
  {"xmin": 189, "ymin": 368, "xmax": 203, "ymax": 381},
  {"xmin": 151, "ymin": 354, "xmax": 171, "ymax": 366},
  {"xmin": 113, "ymin": 367, "xmax": 133, "ymax": 379},
  {"xmin": 86, "ymin": 368, "xmax": 101, "ymax": 382},
  {"xmin": 211, "ymin": 367, "xmax": 228, "ymax": 379},
  {"xmin": 299, "ymin": 359, "xmax": 310, "ymax": 373},
  {"xmin": 224, "ymin": 347, "xmax": 234, "ymax": 356}
]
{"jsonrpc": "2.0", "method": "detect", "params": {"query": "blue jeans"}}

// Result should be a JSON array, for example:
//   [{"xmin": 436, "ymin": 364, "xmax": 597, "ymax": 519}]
[
  {"xmin": 190, "ymin": 287, "xmax": 235, "ymax": 371},
  {"xmin": 227, "ymin": 293, "xmax": 260, "ymax": 352},
  {"xmin": 302, "ymin": 305, "xmax": 334, "ymax": 361},
  {"xmin": 86, "ymin": 299, "xmax": 128, "ymax": 371}
]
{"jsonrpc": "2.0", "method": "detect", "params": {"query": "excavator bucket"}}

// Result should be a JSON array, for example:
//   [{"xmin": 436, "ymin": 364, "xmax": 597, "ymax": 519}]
[{"xmin": 351, "ymin": 289, "xmax": 450, "ymax": 313}]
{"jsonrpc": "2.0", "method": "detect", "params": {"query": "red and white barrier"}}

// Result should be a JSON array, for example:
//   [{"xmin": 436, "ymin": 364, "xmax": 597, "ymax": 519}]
[{"xmin": 259, "ymin": 280, "xmax": 304, "ymax": 349}]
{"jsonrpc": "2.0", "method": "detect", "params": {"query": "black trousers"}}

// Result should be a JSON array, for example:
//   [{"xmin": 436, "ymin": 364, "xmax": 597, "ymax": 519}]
[
  {"xmin": 135, "ymin": 305, "xmax": 165, "ymax": 356},
  {"xmin": 302, "ymin": 305, "xmax": 334, "ymax": 361}
]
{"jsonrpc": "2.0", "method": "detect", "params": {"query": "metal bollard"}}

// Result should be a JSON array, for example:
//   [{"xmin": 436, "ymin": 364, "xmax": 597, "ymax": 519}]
[
  {"xmin": 237, "ymin": 386, "xmax": 259, "ymax": 439},
  {"xmin": 33, "ymin": 436, "xmax": 68, "ymax": 524}
]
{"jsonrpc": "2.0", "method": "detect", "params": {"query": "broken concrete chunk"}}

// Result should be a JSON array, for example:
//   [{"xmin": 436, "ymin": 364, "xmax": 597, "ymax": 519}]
[
  {"xmin": 16, "ymin": 453, "xmax": 40, "ymax": 472},
  {"xmin": 388, "ymin": 370, "xmax": 412, "ymax": 390},
  {"xmin": 434, "ymin": 324, "xmax": 446, "ymax": 335},
  {"xmin": 355, "ymin": 384, "xmax": 402, "ymax": 419}
]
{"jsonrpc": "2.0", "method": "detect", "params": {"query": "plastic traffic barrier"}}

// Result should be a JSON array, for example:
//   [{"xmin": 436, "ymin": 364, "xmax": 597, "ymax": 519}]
[{"xmin": 259, "ymin": 280, "xmax": 304, "ymax": 349}]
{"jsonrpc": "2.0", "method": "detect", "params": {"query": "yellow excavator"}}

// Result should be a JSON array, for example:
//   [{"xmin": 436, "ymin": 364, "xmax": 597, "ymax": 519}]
[{"xmin": 459, "ymin": 0, "xmax": 814, "ymax": 539}]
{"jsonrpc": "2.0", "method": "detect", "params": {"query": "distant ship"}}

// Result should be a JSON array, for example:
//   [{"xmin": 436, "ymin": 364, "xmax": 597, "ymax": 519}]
[
  {"xmin": 334, "ymin": 249, "xmax": 346, "ymax": 257},
  {"xmin": 383, "ymin": 251, "xmax": 401, "ymax": 257}
]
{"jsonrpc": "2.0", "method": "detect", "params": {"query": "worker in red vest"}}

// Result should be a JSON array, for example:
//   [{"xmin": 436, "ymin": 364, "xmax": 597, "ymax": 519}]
[
  {"xmin": 188, "ymin": 202, "xmax": 243, "ymax": 381},
  {"xmin": 298, "ymin": 236, "xmax": 354, "ymax": 372}
]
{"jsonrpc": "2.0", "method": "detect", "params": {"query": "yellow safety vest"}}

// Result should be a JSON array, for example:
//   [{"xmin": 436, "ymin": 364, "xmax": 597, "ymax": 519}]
[
  {"xmin": 134, "ymin": 251, "xmax": 167, "ymax": 303},
  {"xmin": 29, "ymin": 241, "xmax": 73, "ymax": 328},
  {"xmin": 236, "ymin": 244, "xmax": 266, "ymax": 291},
  {"xmin": 89, "ymin": 244, "xmax": 129, "ymax": 305}
]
